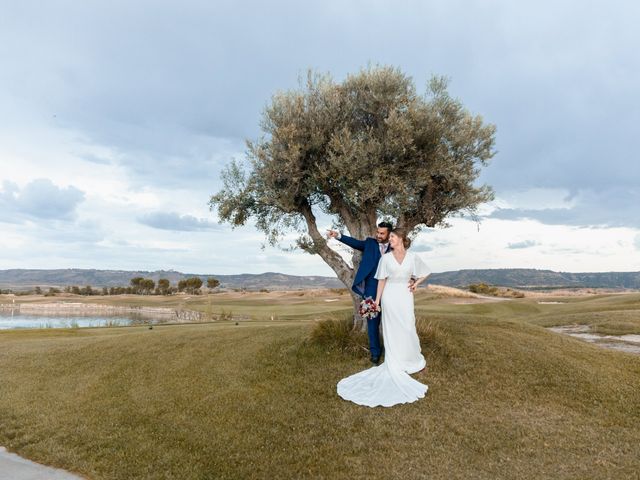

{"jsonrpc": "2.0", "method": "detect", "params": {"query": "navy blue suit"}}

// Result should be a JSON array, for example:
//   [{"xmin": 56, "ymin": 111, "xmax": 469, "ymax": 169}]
[{"xmin": 338, "ymin": 234, "xmax": 390, "ymax": 359}]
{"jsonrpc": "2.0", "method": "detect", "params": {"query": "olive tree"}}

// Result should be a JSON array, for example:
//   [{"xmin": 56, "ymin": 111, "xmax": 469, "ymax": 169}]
[
  {"xmin": 210, "ymin": 66, "xmax": 495, "ymax": 325},
  {"xmin": 207, "ymin": 278, "xmax": 220, "ymax": 291},
  {"xmin": 157, "ymin": 278, "xmax": 171, "ymax": 295}
]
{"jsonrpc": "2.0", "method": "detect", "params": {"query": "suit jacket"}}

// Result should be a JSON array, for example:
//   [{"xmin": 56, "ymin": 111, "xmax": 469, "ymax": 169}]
[{"xmin": 338, "ymin": 234, "xmax": 390, "ymax": 297}]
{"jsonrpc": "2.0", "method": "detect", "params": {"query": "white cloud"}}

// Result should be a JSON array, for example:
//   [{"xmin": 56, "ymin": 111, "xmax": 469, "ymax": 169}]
[
  {"xmin": 0, "ymin": 1, "xmax": 639, "ymax": 275},
  {"xmin": 0, "ymin": 179, "xmax": 85, "ymax": 222},
  {"xmin": 411, "ymin": 243, "xmax": 434, "ymax": 253},
  {"xmin": 492, "ymin": 188, "xmax": 575, "ymax": 210},
  {"xmin": 409, "ymin": 218, "xmax": 640, "ymax": 273},
  {"xmin": 487, "ymin": 188, "xmax": 640, "ymax": 228},
  {"xmin": 138, "ymin": 212, "xmax": 221, "ymax": 231},
  {"xmin": 507, "ymin": 240, "xmax": 538, "ymax": 249}
]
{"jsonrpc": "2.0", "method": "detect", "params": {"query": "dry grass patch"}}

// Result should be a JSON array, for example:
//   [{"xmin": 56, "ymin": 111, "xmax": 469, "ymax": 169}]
[{"xmin": 0, "ymin": 295, "xmax": 639, "ymax": 479}]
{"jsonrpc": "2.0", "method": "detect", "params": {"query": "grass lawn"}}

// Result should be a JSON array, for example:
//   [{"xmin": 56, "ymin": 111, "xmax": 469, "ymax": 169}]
[{"xmin": 1, "ymin": 293, "xmax": 639, "ymax": 479}]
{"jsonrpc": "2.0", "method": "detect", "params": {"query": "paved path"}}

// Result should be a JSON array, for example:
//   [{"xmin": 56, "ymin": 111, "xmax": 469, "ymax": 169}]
[{"xmin": 0, "ymin": 447, "xmax": 83, "ymax": 480}]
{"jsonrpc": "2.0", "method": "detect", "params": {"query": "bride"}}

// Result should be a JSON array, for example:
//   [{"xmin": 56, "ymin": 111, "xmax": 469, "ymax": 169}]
[{"xmin": 337, "ymin": 227, "xmax": 431, "ymax": 407}]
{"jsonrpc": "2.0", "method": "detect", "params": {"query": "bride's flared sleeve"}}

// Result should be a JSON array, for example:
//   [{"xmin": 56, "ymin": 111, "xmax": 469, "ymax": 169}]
[
  {"xmin": 374, "ymin": 254, "xmax": 389, "ymax": 280},
  {"xmin": 412, "ymin": 253, "xmax": 431, "ymax": 278}
]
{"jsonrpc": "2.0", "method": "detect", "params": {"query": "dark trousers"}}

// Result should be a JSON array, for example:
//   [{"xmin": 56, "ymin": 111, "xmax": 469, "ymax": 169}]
[
  {"xmin": 367, "ymin": 313, "xmax": 382, "ymax": 358},
  {"xmin": 362, "ymin": 281, "xmax": 383, "ymax": 358}
]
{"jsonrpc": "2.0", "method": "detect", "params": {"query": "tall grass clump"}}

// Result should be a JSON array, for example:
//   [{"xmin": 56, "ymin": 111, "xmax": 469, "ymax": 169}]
[
  {"xmin": 309, "ymin": 315, "xmax": 368, "ymax": 356},
  {"xmin": 310, "ymin": 315, "xmax": 457, "ymax": 360},
  {"xmin": 416, "ymin": 317, "xmax": 456, "ymax": 361}
]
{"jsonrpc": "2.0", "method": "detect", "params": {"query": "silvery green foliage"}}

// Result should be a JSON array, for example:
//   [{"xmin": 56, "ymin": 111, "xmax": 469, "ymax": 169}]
[{"xmin": 210, "ymin": 66, "xmax": 495, "ymax": 291}]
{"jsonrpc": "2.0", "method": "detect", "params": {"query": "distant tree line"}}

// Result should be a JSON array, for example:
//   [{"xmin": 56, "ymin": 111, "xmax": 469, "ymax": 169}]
[
  {"xmin": 0, "ymin": 277, "xmax": 221, "ymax": 296},
  {"xmin": 1, "ymin": 286, "xmax": 62, "ymax": 296},
  {"xmin": 0, "ymin": 277, "xmax": 220, "ymax": 297},
  {"xmin": 62, "ymin": 285, "xmax": 112, "ymax": 296},
  {"xmin": 97, "ymin": 277, "xmax": 218, "ymax": 296}
]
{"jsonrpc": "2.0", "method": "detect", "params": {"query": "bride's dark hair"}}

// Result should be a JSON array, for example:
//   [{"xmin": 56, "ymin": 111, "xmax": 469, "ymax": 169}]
[{"xmin": 391, "ymin": 227, "xmax": 411, "ymax": 249}]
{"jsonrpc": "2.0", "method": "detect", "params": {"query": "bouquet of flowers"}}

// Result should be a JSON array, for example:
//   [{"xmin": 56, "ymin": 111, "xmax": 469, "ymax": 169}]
[{"xmin": 359, "ymin": 297, "xmax": 381, "ymax": 320}]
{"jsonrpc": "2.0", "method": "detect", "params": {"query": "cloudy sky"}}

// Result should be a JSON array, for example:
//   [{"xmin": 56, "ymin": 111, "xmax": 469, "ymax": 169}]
[{"xmin": 1, "ymin": 0, "xmax": 639, "ymax": 276}]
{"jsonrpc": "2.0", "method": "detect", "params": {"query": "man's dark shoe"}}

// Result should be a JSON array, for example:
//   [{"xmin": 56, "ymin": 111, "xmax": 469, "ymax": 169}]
[{"xmin": 370, "ymin": 356, "xmax": 381, "ymax": 365}]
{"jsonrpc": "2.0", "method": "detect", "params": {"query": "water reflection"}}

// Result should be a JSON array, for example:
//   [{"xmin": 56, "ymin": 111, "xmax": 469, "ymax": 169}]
[{"xmin": 0, "ymin": 311, "xmax": 155, "ymax": 330}]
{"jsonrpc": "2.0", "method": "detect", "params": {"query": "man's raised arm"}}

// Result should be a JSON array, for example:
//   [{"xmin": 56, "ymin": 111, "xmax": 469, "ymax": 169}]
[{"xmin": 326, "ymin": 230, "xmax": 366, "ymax": 251}]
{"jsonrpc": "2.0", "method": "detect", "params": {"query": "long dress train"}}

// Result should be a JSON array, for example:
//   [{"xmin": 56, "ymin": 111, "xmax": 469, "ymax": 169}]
[{"xmin": 337, "ymin": 251, "xmax": 430, "ymax": 407}]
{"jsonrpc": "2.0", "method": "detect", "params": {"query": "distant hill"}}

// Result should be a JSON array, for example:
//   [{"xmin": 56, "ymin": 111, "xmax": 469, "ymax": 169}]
[
  {"xmin": 1, "ymin": 268, "xmax": 639, "ymax": 291},
  {"xmin": 430, "ymin": 269, "xmax": 640, "ymax": 289},
  {"xmin": 0, "ymin": 269, "xmax": 344, "ymax": 291}
]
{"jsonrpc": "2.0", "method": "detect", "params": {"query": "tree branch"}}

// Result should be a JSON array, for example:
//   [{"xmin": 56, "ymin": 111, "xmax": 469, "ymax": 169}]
[
  {"xmin": 325, "ymin": 190, "xmax": 360, "ymax": 236},
  {"xmin": 299, "ymin": 200, "xmax": 354, "ymax": 286}
]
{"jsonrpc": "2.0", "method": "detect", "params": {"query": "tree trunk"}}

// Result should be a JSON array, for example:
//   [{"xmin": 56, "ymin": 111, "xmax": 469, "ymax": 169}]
[
  {"xmin": 350, "ymin": 290, "xmax": 366, "ymax": 332},
  {"xmin": 299, "ymin": 200, "xmax": 376, "ymax": 331}
]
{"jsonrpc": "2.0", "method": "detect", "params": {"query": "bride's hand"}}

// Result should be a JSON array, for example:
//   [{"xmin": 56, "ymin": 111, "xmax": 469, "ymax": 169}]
[{"xmin": 408, "ymin": 283, "xmax": 417, "ymax": 293}]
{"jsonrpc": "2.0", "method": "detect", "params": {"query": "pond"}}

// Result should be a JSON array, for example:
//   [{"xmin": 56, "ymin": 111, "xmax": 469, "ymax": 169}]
[
  {"xmin": 0, "ymin": 311, "xmax": 151, "ymax": 330},
  {"xmin": 548, "ymin": 324, "xmax": 640, "ymax": 355}
]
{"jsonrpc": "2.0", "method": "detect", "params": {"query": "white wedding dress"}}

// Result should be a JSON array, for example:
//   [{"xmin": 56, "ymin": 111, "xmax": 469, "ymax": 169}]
[{"xmin": 337, "ymin": 250, "xmax": 430, "ymax": 407}]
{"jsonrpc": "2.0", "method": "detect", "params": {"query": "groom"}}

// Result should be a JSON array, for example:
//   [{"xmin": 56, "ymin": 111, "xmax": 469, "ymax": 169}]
[{"xmin": 327, "ymin": 222, "xmax": 393, "ymax": 365}]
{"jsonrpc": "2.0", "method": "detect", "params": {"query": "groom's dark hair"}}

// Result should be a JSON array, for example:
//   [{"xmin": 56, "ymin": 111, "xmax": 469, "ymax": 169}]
[{"xmin": 377, "ymin": 221, "xmax": 393, "ymax": 232}]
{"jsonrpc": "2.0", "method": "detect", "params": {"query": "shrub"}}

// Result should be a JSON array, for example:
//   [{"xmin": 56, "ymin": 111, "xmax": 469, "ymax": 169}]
[
  {"xmin": 468, "ymin": 282, "xmax": 498, "ymax": 295},
  {"xmin": 308, "ymin": 316, "xmax": 368, "ymax": 357},
  {"xmin": 501, "ymin": 288, "xmax": 525, "ymax": 298}
]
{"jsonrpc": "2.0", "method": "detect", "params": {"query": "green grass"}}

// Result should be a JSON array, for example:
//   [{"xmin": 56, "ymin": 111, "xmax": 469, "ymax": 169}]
[
  {"xmin": 1, "ymin": 293, "xmax": 640, "ymax": 479},
  {"xmin": 415, "ymin": 293, "xmax": 640, "ymax": 335}
]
